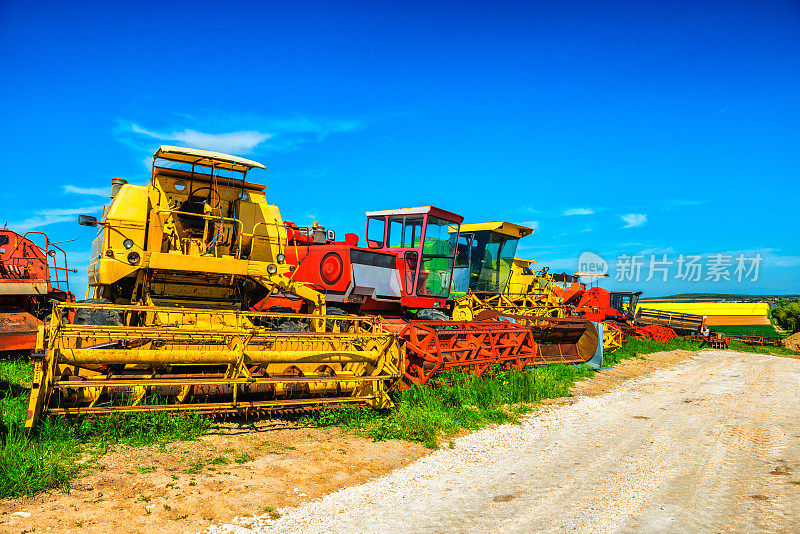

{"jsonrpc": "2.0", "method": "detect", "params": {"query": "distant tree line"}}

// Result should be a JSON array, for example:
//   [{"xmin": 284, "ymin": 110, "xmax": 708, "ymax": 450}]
[{"xmin": 771, "ymin": 300, "xmax": 800, "ymax": 333}]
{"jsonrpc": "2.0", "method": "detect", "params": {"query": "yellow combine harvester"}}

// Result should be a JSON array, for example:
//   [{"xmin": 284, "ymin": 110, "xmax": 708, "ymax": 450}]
[
  {"xmin": 448, "ymin": 222, "xmax": 599, "ymax": 364},
  {"xmin": 25, "ymin": 146, "xmax": 401, "ymax": 427},
  {"xmin": 450, "ymin": 222, "xmax": 565, "ymax": 321}
]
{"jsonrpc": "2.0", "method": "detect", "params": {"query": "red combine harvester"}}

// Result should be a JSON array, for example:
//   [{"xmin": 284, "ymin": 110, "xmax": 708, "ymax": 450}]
[
  {"xmin": 573, "ymin": 287, "xmax": 642, "ymax": 323},
  {"xmin": 0, "ymin": 229, "xmax": 74, "ymax": 352},
  {"xmin": 253, "ymin": 207, "xmax": 542, "ymax": 386},
  {"xmin": 254, "ymin": 206, "xmax": 462, "ymax": 317},
  {"xmin": 549, "ymin": 272, "xmax": 641, "ymax": 322}
]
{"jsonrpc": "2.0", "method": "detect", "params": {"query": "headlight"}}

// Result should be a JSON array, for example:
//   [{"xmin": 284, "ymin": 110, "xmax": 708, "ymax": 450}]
[
  {"xmin": 276, "ymin": 253, "xmax": 285, "ymax": 264},
  {"xmin": 267, "ymin": 263, "xmax": 278, "ymax": 275},
  {"xmin": 127, "ymin": 252, "xmax": 141, "ymax": 265},
  {"xmin": 123, "ymin": 238, "xmax": 134, "ymax": 249}
]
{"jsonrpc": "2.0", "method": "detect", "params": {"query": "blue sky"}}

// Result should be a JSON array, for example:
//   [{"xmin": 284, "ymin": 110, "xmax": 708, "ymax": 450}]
[{"xmin": 1, "ymin": 0, "xmax": 798, "ymax": 297}]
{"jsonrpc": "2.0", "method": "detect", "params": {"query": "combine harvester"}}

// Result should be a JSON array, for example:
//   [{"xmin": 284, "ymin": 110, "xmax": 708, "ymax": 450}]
[
  {"xmin": 25, "ymin": 146, "xmax": 402, "ymax": 427},
  {"xmin": 450, "ymin": 223, "xmax": 564, "ymax": 319},
  {"xmin": 448, "ymin": 223, "xmax": 600, "ymax": 365},
  {"xmin": 0, "ymin": 228, "xmax": 74, "ymax": 353},
  {"xmin": 268, "ymin": 215, "xmax": 601, "ymax": 386},
  {"xmin": 256, "ymin": 211, "xmax": 542, "ymax": 387}
]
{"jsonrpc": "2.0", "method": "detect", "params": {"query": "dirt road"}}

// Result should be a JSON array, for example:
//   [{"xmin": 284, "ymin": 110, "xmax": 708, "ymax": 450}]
[{"xmin": 215, "ymin": 350, "xmax": 800, "ymax": 533}]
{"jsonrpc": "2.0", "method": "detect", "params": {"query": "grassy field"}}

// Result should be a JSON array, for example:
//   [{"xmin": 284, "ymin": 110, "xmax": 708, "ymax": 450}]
[
  {"xmin": 711, "ymin": 324, "xmax": 783, "ymax": 337},
  {"xmin": 0, "ymin": 353, "xmax": 212, "ymax": 498},
  {"xmin": 726, "ymin": 339, "xmax": 798, "ymax": 357}
]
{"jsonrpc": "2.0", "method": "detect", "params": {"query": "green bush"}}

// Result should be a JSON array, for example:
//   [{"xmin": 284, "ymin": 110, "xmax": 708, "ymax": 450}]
[{"xmin": 771, "ymin": 300, "xmax": 800, "ymax": 333}]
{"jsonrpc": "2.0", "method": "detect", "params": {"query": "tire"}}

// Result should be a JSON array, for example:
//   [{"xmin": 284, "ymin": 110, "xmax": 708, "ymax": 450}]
[
  {"xmin": 325, "ymin": 306, "xmax": 349, "ymax": 331},
  {"xmin": 415, "ymin": 309, "xmax": 449, "ymax": 321},
  {"xmin": 258, "ymin": 306, "xmax": 310, "ymax": 332},
  {"xmin": 73, "ymin": 298, "xmax": 124, "ymax": 326}
]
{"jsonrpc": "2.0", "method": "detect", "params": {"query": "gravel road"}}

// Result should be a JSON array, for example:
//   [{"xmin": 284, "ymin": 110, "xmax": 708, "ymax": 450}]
[{"xmin": 210, "ymin": 350, "xmax": 800, "ymax": 533}]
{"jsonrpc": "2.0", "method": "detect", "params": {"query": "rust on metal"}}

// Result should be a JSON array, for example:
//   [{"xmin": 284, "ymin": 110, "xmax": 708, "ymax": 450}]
[{"xmin": 0, "ymin": 312, "xmax": 41, "ymax": 351}]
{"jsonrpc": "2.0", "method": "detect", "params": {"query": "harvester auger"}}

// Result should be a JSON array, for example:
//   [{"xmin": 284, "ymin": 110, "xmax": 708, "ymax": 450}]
[
  {"xmin": 255, "ymin": 209, "xmax": 546, "ymax": 385},
  {"xmin": 25, "ymin": 146, "xmax": 402, "ymax": 428},
  {"xmin": 448, "ymin": 223, "xmax": 600, "ymax": 365}
]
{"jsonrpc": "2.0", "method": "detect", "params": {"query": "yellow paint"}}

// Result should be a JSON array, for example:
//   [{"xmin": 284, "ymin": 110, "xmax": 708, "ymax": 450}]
[
  {"xmin": 635, "ymin": 302, "xmax": 769, "ymax": 316},
  {"xmin": 26, "ymin": 301, "xmax": 402, "ymax": 427},
  {"xmin": 459, "ymin": 221, "xmax": 535, "ymax": 238}
]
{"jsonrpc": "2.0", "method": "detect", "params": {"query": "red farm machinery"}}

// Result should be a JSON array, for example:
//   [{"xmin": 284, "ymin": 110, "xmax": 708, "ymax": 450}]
[
  {"xmin": 251, "ymin": 207, "xmax": 546, "ymax": 386},
  {"xmin": 0, "ymin": 229, "xmax": 75, "ymax": 353}
]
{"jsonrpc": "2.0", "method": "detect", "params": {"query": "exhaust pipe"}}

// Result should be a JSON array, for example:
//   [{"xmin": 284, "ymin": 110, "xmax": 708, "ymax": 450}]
[{"xmin": 110, "ymin": 177, "xmax": 127, "ymax": 200}]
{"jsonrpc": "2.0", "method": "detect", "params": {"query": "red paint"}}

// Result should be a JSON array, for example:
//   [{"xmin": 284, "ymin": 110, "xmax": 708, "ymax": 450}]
[{"xmin": 0, "ymin": 229, "xmax": 74, "ymax": 351}]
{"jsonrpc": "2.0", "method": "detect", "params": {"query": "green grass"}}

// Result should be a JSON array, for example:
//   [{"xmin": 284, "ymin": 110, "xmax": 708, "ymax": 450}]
[
  {"xmin": 0, "ymin": 354, "xmax": 213, "ymax": 499},
  {"xmin": 727, "ymin": 340, "xmax": 798, "ymax": 356},
  {"xmin": 234, "ymin": 452, "xmax": 254, "ymax": 464},
  {"xmin": 711, "ymin": 324, "xmax": 783, "ymax": 337},
  {"xmin": 302, "ymin": 363, "xmax": 595, "ymax": 449}
]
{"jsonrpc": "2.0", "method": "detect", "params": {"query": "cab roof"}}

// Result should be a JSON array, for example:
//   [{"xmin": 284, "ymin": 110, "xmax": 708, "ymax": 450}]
[
  {"xmin": 365, "ymin": 206, "xmax": 464, "ymax": 224},
  {"xmin": 154, "ymin": 145, "xmax": 267, "ymax": 173},
  {"xmin": 459, "ymin": 221, "xmax": 535, "ymax": 238}
]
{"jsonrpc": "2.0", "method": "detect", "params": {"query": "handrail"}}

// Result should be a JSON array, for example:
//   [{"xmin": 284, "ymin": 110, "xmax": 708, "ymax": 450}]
[
  {"xmin": 250, "ymin": 221, "xmax": 287, "ymax": 250},
  {"xmin": 3, "ymin": 231, "xmax": 76, "ymax": 293}
]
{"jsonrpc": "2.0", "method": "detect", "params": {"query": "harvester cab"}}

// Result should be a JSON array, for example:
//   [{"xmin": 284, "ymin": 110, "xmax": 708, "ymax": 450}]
[
  {"xmin": 448, "ymin": 222, "xmax": 573, "ymax": 321},
  {"xmin": 80, "ymin": 145, "xmax": 322, "ymax": 313},
  {"xmin": 450, "ymin": 221, "xmax": 534, "ymax": 299},
  {"xmin": 610, "ymin": 290, "xmax": 641, "ymax": 321},
  {"xmin": 270, "ymin": 206, "xmax": 464, "ymax": 316}
]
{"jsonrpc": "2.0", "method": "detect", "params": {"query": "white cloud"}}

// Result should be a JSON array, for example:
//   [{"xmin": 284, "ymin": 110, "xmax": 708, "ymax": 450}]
[
  {"xmin": 8, "ymin": 206, "xmax": 103, "ymax": 232},
  {"xmin": 131, "ymin": 124, "xmax": 271, "ymax": 154},
  {"xmin": 621, "ymin": 213, "xmax": 647, "ymax": 228},
  {"xmin": 581, "ymin": 227, "xmax": 593, "ymax": 233},
  {"xmin": 118, "ymin": 115, "xmax": 367, "ymax": 158},
  {"xmin": 563, "ymin": 208, "xmax": 594, "ymax": 216},
  {"xmin": 64, "ymin": 185, "xmax": 109, "ymax": 197},
  {"xmin": 519, "ymin": 220, "xmax": 539, "ymax": 231}
]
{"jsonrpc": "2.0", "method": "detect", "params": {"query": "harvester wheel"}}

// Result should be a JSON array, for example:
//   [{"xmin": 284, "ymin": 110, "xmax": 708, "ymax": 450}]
[
  {"xmin": 325, "ymin": 307, "xmax": 349, "ymax": 332},
  {"xmin": 415, "ymin": 309, "xmax": 448, "ymax": 321},
  {"xmin": 256, "ymin": 306, "xmax": 311, "ymax": 332},
  {"xmin": 73, "ymin": 299, "xmax": 124, "ymax": 326}
]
